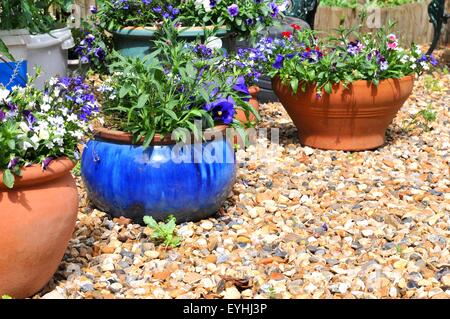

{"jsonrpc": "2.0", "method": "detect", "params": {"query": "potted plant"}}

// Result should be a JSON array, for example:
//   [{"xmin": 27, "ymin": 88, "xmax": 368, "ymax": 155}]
[
  {"xmin": 81, "ymin": 33, "xmax": 257, "ymax": 224},
  {"xmin": 0, "ymin": 75, "xmax": 100, "ymax": 298},
  {"xmin": 220, "ymin": 47, "xmax": 264, "ymax": 123},
  {"xmin": 0, "ymin": 0, "xmax": 75, "ymax": 90},
  {"xmin": 93, "ymin": 0, "xmax": 288, "ymax": 57},
  {"xmin": 257, "ymin": 24, "xmax": 437, "ymax": 150}
]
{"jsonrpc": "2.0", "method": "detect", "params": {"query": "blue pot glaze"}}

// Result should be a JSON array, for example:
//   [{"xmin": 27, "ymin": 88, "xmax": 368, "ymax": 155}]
[
  {"xmin": 81, "ymin": 136, "xmax": 237, "ymax": 223},
  {"xmin": 0, "ymin": 60, "xmax": 27, "ymax": 90}
]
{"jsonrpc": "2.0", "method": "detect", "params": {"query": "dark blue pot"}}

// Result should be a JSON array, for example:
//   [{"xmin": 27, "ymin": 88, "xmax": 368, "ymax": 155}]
[{"xmin": 81, "ymin": 130, "xmax": 237, "ymax": 223}]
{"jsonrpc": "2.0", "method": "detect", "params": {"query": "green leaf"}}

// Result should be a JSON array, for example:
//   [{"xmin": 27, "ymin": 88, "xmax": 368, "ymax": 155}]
[
  {"xmin": 2, "ymin": 169, "xmax": 15, "ymax": 189},
  {"xmin": 290, "ymin": 78, "xmax": 299, "ymax": 93},
  {"xmin": 143, "ymin": 216, "xmax": 158, "ymax": 228},
  {"xmin": 0, "ymin": 39, "xmax": 15, "ymax": 61},
  {"xmin": 324, "ymin": 83, "xmax": 333, "ymax": 94}
]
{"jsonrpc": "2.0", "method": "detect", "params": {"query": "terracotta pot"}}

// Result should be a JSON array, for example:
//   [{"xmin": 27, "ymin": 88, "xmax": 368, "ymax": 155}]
[
  {"xmin": 272, "ymin": 75, "xmax": 415, "ymax": 151},
  {"xmin": 0, "ymin": 158, "xmax": 78, "ymax": 298},
  {"xmin": 235, "ymin": 85, "xmax": 261, "ymax": 123}
]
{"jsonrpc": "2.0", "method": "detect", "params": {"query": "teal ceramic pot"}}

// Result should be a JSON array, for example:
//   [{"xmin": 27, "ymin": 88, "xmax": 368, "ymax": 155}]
[{"xmin": 112, "ymin": 26, "xmax": 230, "ymax": 58}]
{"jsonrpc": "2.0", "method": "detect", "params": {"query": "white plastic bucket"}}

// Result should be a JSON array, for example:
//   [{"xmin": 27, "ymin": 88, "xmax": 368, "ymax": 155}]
[{"xmin": 27, "ymin": 27, "xmax": 75, "ymax": 89}]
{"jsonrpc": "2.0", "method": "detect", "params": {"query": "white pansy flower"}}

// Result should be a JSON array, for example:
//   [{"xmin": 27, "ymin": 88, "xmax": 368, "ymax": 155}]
[
  {"xmin": 41, "ymin": 104, "xmax": 51, "ymax": 112},
  {"xmin": 411, "ymin": 63, "xmax": 417, "ymax": 69},
  {"xmin": 279, "ymin": 1, "xmax": 289, "ymax": 12},
  {"xmin": 38, "ymin": 129, "xmax": 50, "ymax": 140},
  {"xmin": 68, "ymin": 114, "xmax": 79, "ymax": 122},
  {"xmin": 31, "ymin": 134, "xmax": 40, "ymax": 146},
  {"xmin": 0, "ymin": 87, "xmax": 10, "ymax": 100},
  {"xmin": 49, "ymin": 77, "xmax": 58, "ymax": 86},
  {"xmin": 19, "ymin": 122, "xmax": 30, "ymax": 133},
  {"xmin": 195, "ymin": 0, "xmax": 212, "ymax": 12},
  {"xmin": 205, "ymin": 36, "xmax": 223, "ymax": 49}
]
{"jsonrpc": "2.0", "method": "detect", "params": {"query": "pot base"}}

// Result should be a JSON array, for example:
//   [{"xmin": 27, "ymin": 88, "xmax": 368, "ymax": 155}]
[{"xmin": 298, "ymin": 132, "xmax": 386, "ymax": 151}]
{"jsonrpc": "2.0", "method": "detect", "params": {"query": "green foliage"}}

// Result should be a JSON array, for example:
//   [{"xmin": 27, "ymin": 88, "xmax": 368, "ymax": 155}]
[
  {"xmin": 262, "ymin": 22, "xmax": 436, "ymax": 94},
  {"xmin": 267, "ymin": 286, "xmax": 277, "ymax": 299},
  {"xmin": 96, "ymin": 0, "xmax": 286, "ymax": 40},
  {"xmin": 403, "ymin": 104, "xmax": 437, "ymax": 132},
  {"xmin": 143, "ymin": 215, "xmax": 181, "ymax": 248},
  {"xmin": 320, "ymin": 0, "xmax": 421, "ymax": 8},
  {"xmin": 0, "ymin": 0, "xmax": 72, "ymax": 32},
  {"xmin": 72, "ymin": 161, "xmax": 81, "ymax": 177},
  {"xmin": 0, "ymin": 74, "xmax": 100, "ymax": 188},
  {"xmin": 424, "ymin": 74, "xmax": 443, "ymax": 92},
  {"xmin": 100, "ymin": 22, "xmax": 256, "ymax": 146}
]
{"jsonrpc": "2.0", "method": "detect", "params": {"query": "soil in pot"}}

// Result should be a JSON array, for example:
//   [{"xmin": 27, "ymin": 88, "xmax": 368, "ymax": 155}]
[
  {"xmin": 272, "ymin": 75, "xmax": 415, "ymax": 151},
  {"xmin": 0, "ymin": 158, "xmax": 78, "ymax": 299}
]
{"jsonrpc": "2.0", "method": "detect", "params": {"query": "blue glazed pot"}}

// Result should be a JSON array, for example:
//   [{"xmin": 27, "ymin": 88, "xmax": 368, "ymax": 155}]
[
  {"xmin": 0, "ymin": 60, "xmax": 27, "ymax": 90},
  {"xmin": 81, "ymin": 126, "xmax": 237, "ymax": 223},
  {"xmin": 112, "ymin": 26, "xmax": 230, "ymax": 58}
]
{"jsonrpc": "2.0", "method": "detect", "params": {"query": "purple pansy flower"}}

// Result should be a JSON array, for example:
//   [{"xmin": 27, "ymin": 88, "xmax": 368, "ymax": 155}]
[
  {"xmin": 90, "ymin": 5, "xmax": 97, "ymax": 14},
  {"xmin": 269, "ymin": 2, "xmax": 279, "ymax": 17},
  {"xmin": 272, "ymin": 54, "xmax": 284, "ymax": 69},
  {"xmin": 232, "ymin": 75, "xmax": 250, "ymax": 98},
  {"xmin": 42, "ymin": 157, "xmax": 53, "ymax": 171},
  {"xmin": 22, "ymin": 110, "xmax": 36, "ymax": 127},
  {"xmin": 347, "ymin": 41, "xmax": 365, "ymax": 56},
  {"xmin": 7, "ymin": 157, "xmax": 19, "ymax": 169},
  {"xmin": 228, "ymin": 4, "xmax": 239, "ymax": 17},
  {"xmin": 205, "ymin": 97, "xmax": 236, "ymax": 125},
  {"xmin": 0, "ymin": 109, "xmax": 5, "ymax": 121}
]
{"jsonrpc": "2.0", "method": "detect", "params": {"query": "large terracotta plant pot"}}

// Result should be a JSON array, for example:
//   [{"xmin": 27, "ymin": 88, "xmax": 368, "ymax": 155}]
[
  {"xmin": 81, "ymin": 126, "xmax": 236, "ymax": 223},
  {"xmin": 272, "ymin": 75, "xmax": 415, "ymax": 151},
  {"xmin": 235, "ymin": 85, "xmax": 261, "ymax": 123},
  {"xmin": 0, "ymin": 158, "xmax": 78, "ymax": 299}
]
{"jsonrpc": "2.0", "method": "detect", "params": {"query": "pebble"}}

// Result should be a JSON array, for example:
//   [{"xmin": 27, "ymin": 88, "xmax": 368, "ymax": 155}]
[{"xmin": 223, "ymin": 287, "xmax": 241, "ymax": 299}]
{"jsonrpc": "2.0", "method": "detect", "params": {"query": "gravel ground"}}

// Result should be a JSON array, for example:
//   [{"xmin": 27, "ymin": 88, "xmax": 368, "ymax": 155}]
[{"xmin": 35, "ymin": 69, "xmax": 449, "ymax": 299}]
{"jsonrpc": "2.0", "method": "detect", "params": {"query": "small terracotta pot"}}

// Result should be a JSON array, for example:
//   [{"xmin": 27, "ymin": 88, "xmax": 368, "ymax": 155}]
[
  {"xmin": 0, "ymin": 158, "xmax": 78, "ymax": 298},
  {"xmin": 235, "ymin": 86, "xmax": 261, "ymax": 123},
  {"xmin": 272, "ymin": 75, "xmax": 414, "ymax": 151}
]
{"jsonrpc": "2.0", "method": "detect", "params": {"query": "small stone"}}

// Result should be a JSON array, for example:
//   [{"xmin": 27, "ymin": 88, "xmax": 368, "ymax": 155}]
[
  {"xmin": 153, "ymin": 270, "xmax": 171, "ymax": 281},
  {"xmin": 200, "ymin": 221, "xmax": 213, "ymax": 230},
  {"xmin": 361, "ymin": 229, "xmax": 374, "ymax": 237},
  {"xmin": 237, "ymin": 236, "xmax": 251, "ymax": 244},
  {"xmin": 441, "ymin": 274, "xmax": 450, "ymax": 286},
  {"xmin": 184, "ymin": 272, "xmax": 203, "ymax": 284},
  {"xmin": 110, "ymin": 282, "xmax": 123, "ymax": 293},
  {"xmin": 144, "ymin": 250, "xmax": 160, "ymax": 259},
  {"xmin": 223, "ymin": 287, "xmax": 241, "ymax": 299},
  {"xmin": 303, "ymin": 147, "xmax": 314, "ymax": 156},
  {"xmin": 394, "ymin": 259, "xmax": 408, "ymax": 270},
  {"xmin": 41, "ymin": 290, "xmax": 65, "ymax": 299}
]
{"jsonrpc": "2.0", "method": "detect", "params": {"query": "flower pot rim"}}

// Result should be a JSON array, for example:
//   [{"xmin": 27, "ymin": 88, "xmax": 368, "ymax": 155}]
[
  {"xmin": 93, "ymin": 125, "xmax": 229, "ymax": 146},
  {"xmin": 248, "ymin": 85, "xmax": 261, "ymax": 95},
  {"xmin": 273, "ymin": 74, "xmax": 415, "ymax": 89},
  {"xmin": 113, "ymin": 25, "xmax": 229, "ymax": 36},
  {"xmin": 0, "ymin": 158, "xmax": 75, "ymax": 191}
]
